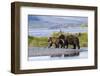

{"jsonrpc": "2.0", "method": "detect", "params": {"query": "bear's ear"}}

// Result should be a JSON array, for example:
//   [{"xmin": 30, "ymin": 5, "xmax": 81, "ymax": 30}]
[{"xmin": 76, "ymin": 33, "xmax": 81, "ymax": 37}]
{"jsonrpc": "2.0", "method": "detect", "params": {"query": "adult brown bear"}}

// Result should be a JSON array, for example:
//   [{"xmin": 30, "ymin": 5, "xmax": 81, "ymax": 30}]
[{"xmin": 64, "ymin": 35, "xmax": 80, "ymax": 49}]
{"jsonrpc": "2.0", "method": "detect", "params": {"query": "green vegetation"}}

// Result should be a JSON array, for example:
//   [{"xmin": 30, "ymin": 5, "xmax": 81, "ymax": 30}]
[
  {"xmin": 28, "ymin": 32, "xmax": 88, "ymax": 47},
  {"xmin": 80, "ymin": 24, "xmax": 88, "ymax": 28},
  {"xmin": 78, "ymin": 32, "xmax": 88, "ymax": 47},
  {"xmin": 28, "ymin": 36, "xmax": 48, "ymax": 47}
]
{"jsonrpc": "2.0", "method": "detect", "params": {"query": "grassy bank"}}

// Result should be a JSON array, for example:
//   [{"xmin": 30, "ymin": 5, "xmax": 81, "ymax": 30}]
[
  {"xmin": 28, "ymin": 36, "xmax": 48, "ymax": 47},
  {"xmin": 28, "ymin": 32, "xmax": 88, "ymax": 47}
]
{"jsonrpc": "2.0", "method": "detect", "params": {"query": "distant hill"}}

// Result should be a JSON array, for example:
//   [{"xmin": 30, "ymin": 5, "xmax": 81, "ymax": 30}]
[{"xmin": 28, "ymin": 15, "xmax": 88, "ymax": 29}]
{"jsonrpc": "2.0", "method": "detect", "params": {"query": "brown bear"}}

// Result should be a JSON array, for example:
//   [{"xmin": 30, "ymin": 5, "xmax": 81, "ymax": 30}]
[
  {"xmin": 64, "ymin": 35, "xmax": 80, "ymax": 49},
  {"xmin": 48, "ymin": 37, "xmax": 64, "ymax": 48}
]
